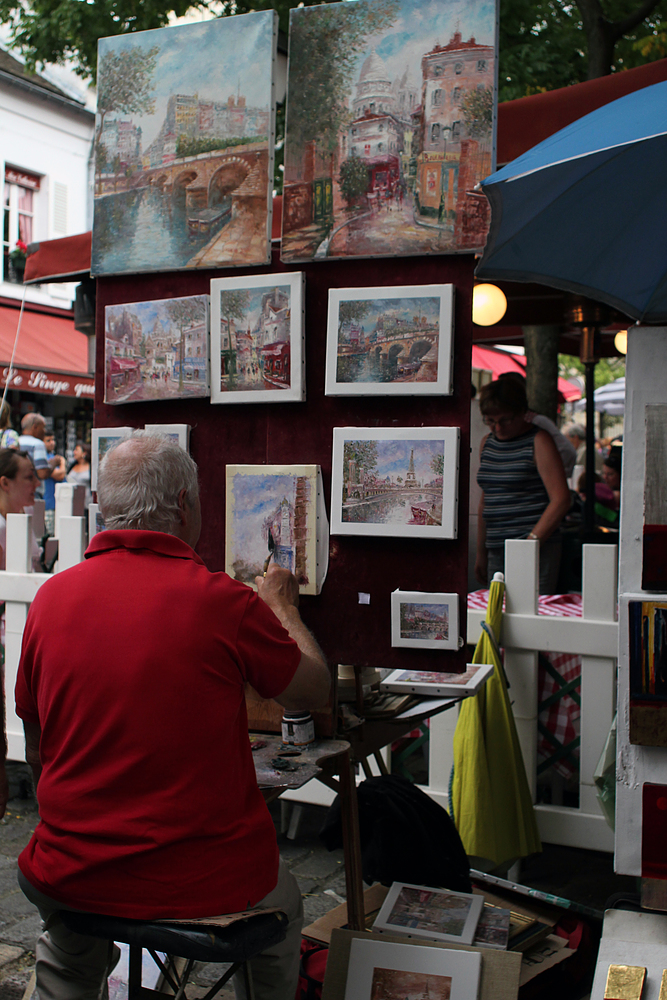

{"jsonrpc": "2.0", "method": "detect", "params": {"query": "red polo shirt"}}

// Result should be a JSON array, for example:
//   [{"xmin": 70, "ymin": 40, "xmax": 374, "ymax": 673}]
[{"xmin": 15, "ymin": 530, "xmax": 301, "ymax": 918}]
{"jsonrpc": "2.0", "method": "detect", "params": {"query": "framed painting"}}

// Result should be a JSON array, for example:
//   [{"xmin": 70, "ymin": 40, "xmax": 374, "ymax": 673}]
[
  {"xmin": 643, "ymin": 404, "xmax": 667, "ymax": 590},
  {"xmin": 104, "ymin": 296, "xmax": 209, "ymax": 404},
  {"xmin": 330, "ymin": 426, "xmax": 459, "ymax": 538},
  {"xmin": 629, "ymin": 600, "xmax": 667, "ymax": 747},
  {"xmin": 282, "ymin": 0, "xmax": 497, "ymax": 263},
  {"xmin": 144, "ymin": 424, "xmax": 191, "ymax": 451},
  {"xmin": 225, "ymin": 464, "xmax": 327, "ymax": 594},
  {"xmin": 210, "ymin": 273, "xmax": 305, "ymax": 404},
  {"xmin": 390, "ymin": 589, "xmax": 459, "ymax": 649},
  {"xmin": 91, "ymin": 427, "xmax": 133, "ymax": 491},
  {"xmin": 373, "ymin": 882, "xmax": 484, "ymax": 946},
  {"xmin": 343, "ymin": 936, "xmax": 482, "ymax": 1000},
  {"xmin": 92, "ymin": 11, "xmax": 277, "ymax": 276},
  {"xmin": 381, "ymin": 664, "xmax": 494, "ymax": 698},
  {"xmin": 325, "ymin": 285, "xmax": 454, "ymax": 396}
]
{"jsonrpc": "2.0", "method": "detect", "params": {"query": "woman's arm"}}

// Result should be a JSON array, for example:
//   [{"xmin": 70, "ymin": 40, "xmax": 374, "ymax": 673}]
[{"xmin": 531, "ymin": 430, "xmax": 572, "ymax": 541}]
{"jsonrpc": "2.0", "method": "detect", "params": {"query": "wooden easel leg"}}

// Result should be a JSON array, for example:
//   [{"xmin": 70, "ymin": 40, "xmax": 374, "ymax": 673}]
[{"xmin": 337, "ymin": 749, "xmax": 365, "ymax": 931}]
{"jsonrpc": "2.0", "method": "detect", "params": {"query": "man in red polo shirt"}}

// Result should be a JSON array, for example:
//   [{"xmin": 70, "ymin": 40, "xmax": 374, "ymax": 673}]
[{"xmin": 15, "ymin": 433, "xmax": 330, "ymax": 1000}]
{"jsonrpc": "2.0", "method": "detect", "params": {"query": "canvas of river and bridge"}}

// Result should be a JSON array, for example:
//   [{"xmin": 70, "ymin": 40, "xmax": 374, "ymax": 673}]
[{"xmin": 91, "ymin": 0, "xmax": 496, "ymax": 276}]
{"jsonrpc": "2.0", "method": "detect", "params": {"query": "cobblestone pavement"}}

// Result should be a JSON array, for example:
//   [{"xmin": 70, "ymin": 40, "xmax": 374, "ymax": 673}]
[{"xmin": 0, "ymin": 766, "xmax": 343, "ymax": 1000}]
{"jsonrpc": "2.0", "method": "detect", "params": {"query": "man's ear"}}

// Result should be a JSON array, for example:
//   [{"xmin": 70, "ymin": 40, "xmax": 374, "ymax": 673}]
[{"xmin": 177, "ymin": 488, "xmax": 188, "ymax": 524}]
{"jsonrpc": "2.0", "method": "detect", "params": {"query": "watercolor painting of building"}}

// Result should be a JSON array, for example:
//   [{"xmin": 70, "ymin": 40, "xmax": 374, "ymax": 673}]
[
  {"xmin": 92, "ymin": 11, "xmax": 276, "ymax": 275},
  {"xmin": 226, "ymin": 464, "xmax": 320, "ymax": 594},
  {"xmin": 282, "ymin": 0, "xmax": 495, "ymax": 261},
  {"xmin": 104, "ymin": 295, "xmax": 209, "ymax": 403}
]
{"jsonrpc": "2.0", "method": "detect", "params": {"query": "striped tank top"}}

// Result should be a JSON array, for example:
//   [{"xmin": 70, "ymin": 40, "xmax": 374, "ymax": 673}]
[{"xmin": 477, "ymin": 426, "xmax": 550, "ymax": 548}]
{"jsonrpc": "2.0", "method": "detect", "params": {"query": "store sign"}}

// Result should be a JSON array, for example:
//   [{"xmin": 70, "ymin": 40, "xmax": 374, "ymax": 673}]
[
  {"xmin": 5, "ymin": 168, "xmax": 41, "ymax": 190},
  {"xmin": 0, "ymin": 366, "xmax": 95, "ymax": 398},
  {"xmin": 422, "ymin": 151, "xmax": 444, "ymax": 163}
]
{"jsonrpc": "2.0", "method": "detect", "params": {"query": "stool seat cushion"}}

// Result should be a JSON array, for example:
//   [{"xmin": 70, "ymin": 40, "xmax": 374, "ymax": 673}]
[{"xmin": 59, "ymin": 908, "xmax": 288, "ymax": 963}]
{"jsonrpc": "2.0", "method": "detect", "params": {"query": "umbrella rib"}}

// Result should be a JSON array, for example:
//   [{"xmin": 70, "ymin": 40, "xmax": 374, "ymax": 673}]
[{"xmin": 501, "ymin": 132, "xmax": 666, "ymax": 184}]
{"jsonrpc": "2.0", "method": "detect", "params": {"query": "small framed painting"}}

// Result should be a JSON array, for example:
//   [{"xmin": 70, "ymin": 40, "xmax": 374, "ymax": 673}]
[
  {"xmin": 144, "ymin": 424, "xmax": 191, "ymax": 452},
  {"xmin": 88, "ymin": 503, "xmax": 105, "ymax": 539},
  {"xmin": 104, "ymin": 296, "xmax": 209, "ymax": 404},
  {"xmin": 330, "ymin": 426, "xmax": 459, "ymax": 539},
  {"xmin": 381, "ymin": 664, "xmax": 494, "ymax": 699},
  {"xmin": 225, "ymin": 464, "xmax": 328, "ymax": 595},
  {"xmin": 343, "ymin": 936, "xmax": 482, "ymax": 1000},
  {"xmin": 373, "ymin": 882, "xmax": 484, "ymax": 946},
  {"xmin": 390, "ymin": 590, "xmax": 460, "ymax": 650},
  {"xmin": 325, "ymin": 285, "xmax": 454, "ymax": 396},
  {"xmin": 210, "ymin": 272, "xmax": 305, "ymax": 404},
  {"xmin": 91, "ymin": 427, "xmax": 133, "ymax": 492}
]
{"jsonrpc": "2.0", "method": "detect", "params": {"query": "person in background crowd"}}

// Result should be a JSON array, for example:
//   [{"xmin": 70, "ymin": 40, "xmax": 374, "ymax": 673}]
[
  {"xmin": 0, "ymin": 403, "xmax": 19, "ymax": 450},
  {"xmin": 43, "ymin": 434, "xmax": 66, "ymax": 537},
  {"xmin": 601, "ymin": 449, "xmax": 622, "ymax": 510},
  {"xmin": 18, "ymin": 415, "xmax": 63, "ymax": 501},
  {"xmin": 563, "ymin": 423, "xmax": 604, "ymax": 473},
  {"xmin": 575, "ymin": 470, "xmax": 619, "ymax": 528},
  {"xmin": 66, "ymin": 441, "xmax": 92, "ymax": 508},
  {"xmin": 476, "ymin": 378, "xmax": 571, "ymax": 595},
  {"xmin": 496, "ymin": 372, "xmax": 576, "ymax": 478}
]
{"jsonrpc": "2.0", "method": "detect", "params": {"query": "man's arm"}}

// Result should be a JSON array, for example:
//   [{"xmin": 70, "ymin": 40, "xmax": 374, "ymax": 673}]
[
  {"xmin": 254, "ymin": 564, "xmax": 330, "ymax": 711},
  {"xmin": 23, "ymin": 721, "xmax": 42, "ymax": 788}
]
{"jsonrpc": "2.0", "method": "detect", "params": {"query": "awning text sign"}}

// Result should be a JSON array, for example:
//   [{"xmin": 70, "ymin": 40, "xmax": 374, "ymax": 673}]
[{"xmin": 1, "ymin": 366, "xmax": 95, "ymax": 398}]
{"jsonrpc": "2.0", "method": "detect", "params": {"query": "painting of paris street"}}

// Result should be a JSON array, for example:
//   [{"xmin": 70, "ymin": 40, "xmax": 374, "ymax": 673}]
[
  {"xmin": 92, "ymin": 12, "xmax": 276, "ymax": 276},
  {"xmin": 325, "ymin": 284, "xmax": 453, "ymax": 396},
  {"xmin": 330, "ymin": 427, "xmax": 459, "ymax": 539},
  {"xmin": 104, "ymin": 295, "xmax": 209, "ymax": 404},
  {"xmin": 210, "ymin": 273, "xmax": 305, "ymax": 404},
  {"xmin": 343, "ymin": 937, "xmax": 482, "ymax": 1000},
  {"xmin": 370, "ymin": 967, "xmax": 452, "ymax": 1000},
  {"xmin": 282, "ymin": 0, "xmax": 496, "ymax": 262}
]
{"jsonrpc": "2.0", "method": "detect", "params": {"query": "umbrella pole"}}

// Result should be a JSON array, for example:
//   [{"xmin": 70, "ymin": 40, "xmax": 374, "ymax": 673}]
[{"xmin": 580, "ymin": 325, "xmax": 599, "ymax": 541}]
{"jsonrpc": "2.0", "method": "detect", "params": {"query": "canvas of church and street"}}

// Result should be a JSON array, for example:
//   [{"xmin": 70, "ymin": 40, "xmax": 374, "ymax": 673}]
[
  {"xmin": 282, "ymin": 0, "xmax": 496, "ymax": 262},
  {"xmin": 91, "ymin": 12, "xmax": 276, "ymax": 276}
]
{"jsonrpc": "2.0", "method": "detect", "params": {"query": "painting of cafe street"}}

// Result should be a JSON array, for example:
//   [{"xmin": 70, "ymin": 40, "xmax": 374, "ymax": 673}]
[
  {"xmin": 92, "ymin": 12, "xmax": 275, "ymax": 276},
  {"xmin": 104, "ymin": 296, "xmax": 209, "ymax": 403},
  {"xmin": 400, "ymin": 602, "xmax": 450, "ymax": 640},
  {"xmin": 343, "ymin": 438, "xmax": 444, "ymax": 526},
  {"xmin": 282, "ymin": 0, "xmax": 495, "ymax": 261}
]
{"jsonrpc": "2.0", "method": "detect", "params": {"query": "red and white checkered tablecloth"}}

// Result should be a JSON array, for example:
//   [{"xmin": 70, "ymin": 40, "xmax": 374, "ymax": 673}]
[{"xmin": 468, "ymin": 591, "xmax": 582, "ymax": 779}]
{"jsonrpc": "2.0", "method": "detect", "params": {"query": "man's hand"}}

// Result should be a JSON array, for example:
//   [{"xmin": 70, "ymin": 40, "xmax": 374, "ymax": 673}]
[{"xmin": 255, "ymin": 563, "xmax": 299, "ymax": 612}]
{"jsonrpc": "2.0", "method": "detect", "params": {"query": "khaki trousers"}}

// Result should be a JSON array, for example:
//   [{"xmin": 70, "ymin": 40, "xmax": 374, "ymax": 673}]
[{"xmin": 19, "ymin": 859, "xmax": 303, "ymax": 1000}]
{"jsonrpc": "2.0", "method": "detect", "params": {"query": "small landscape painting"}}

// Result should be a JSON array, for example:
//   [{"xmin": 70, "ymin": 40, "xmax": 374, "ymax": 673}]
[
  {"xmin": 92, "ymin": 12, "xmax": 276, "ymax": 276},
  {"xmin": 211, "ymin": 273, "xmax": 304, "ymax": 404},
  {"xmin": 325, "ymin": 284, "xmax": 453, "ymax": 396},
  {"xmin": 390, "ymin": 590, "xmax": 459, "ymax": 650},
  {"xmin": 370, "ymin": 968, "xmax": 452, "ymax": 1000},
  {"xmin": 282, "ymin": 0, "xmax": 496, "ymax": 262},
  {"xmin": 91, "ymin": 427, "xmax": 133, "ymax": 491},
  {"xmin": 104, "ymin": 296, "xmax": 209, "ymax": 404},
  {"xmin": 330, "ymin": 426, "xmax": 459, "ymax": 538},
  {"xmin": 343, "ymin": 936, "xmax": 482, "ymax": 1000},
  {"xmin": 226, "ymin": 464, "xmax": 321, "ymax": 594}
]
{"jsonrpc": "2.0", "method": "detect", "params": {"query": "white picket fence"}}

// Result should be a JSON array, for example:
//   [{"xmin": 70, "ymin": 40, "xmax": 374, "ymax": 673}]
[
  {"xmin": 428, "ymin": 539, "xmax": 618, "ymax": 853},
  {"xmin": 4, "ymin": 485, "xmax": 87, "ymax": 762}
]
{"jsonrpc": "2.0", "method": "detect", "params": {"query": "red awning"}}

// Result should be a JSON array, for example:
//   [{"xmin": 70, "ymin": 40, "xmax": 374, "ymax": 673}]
[
  {"xmin": 472, "ymin": 345, "xmax": 581, "ymax": 401},
  {"xmin": 109, "ymin": 356, "xmax": 140, "ymax": 372},
  {"xmin": 0, "ymin": 303, "xmax": 94, "ymax": 398},
  {"xmin": 24, "ymin": 231, "xmax": 92, "ymax": 285}
]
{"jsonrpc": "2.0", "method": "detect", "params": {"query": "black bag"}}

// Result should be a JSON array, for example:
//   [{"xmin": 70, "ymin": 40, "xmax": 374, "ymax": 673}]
[{"xmin": 320, "ymin": 774, "xmax": 471, "ymax": 892}]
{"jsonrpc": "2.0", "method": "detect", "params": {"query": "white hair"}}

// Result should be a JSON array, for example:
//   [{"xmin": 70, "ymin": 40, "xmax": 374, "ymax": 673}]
[
  {"xmin": 98, "ymin": 432, "xmax": 199, "ymax": 534},
  {"xmin": 563, "ymin": 424, "xmax": 586, "ymax": 440}
]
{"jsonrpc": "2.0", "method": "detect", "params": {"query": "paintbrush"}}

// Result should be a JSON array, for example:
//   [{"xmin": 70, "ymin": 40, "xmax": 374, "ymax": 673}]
[{"xmin": 262, "ymin": 528, "xmax": 275, "ymax": 576}]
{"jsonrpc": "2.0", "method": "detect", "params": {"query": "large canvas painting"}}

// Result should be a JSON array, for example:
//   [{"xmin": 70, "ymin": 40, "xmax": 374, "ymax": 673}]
[
  {"xmin": 226, "ymin": 465, "xmax": 326, "ymax": 595},
  {"xmin": 104, "ymin": 296, "xmax": 209, "ymax": 404},
  {"xmin": 92, "ymin": 12, "xmax": 277, "ymax": 276},
  {"xmin": 325, "ymin": 284, "xmax": 453, "ymax": 396},
  {"xmin": 331, "ymin": 426, "xmax": 459, "ymax": 538},
  {"xmin": 282, "ymin": 0, "xmax": 496, "ymax": 262},
  {"xmin": 210, "ymin": 273, "xmax": 305, "ymax": 404},
  {"xmin": 343, "ymin": 937, "xmax": 482, "ymax": 1000}
]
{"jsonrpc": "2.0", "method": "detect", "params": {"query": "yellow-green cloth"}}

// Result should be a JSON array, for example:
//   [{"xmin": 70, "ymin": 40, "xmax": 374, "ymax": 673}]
[{"xmin": 450, "ymin": 578, "xmax": 541, "ymax": 867}]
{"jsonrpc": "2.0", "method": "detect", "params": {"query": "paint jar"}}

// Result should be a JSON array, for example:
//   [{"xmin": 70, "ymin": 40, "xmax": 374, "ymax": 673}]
[{"xmin": 281, "ymin": 711, "xmax": 315, "ymax": 747}]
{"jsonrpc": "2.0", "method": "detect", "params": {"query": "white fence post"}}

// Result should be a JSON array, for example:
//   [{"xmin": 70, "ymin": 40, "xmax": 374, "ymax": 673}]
[
  {"xmin": 504, "ymin": 538, "xmax": 539, "ymax": 798},
  {"xmin": 56, "ymin": 517, "xmax": 86, "ymax": 572}
]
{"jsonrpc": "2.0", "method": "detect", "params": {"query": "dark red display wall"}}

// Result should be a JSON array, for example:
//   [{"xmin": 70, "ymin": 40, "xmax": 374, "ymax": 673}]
[{"xmin": 95, "ymin": 249, "xmax": 474, "ymax": 671}]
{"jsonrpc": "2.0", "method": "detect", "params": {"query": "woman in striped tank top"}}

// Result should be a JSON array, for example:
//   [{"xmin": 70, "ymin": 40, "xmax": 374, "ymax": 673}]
[{"xmin": 475, "ymin": 379, "xmax": 571, "ymax": 595}]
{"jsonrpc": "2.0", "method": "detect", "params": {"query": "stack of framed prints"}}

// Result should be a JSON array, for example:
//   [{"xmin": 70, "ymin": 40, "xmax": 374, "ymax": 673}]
[{"xmin": 373, "ymin": 883, "xmax": 484, "ymax": 946}]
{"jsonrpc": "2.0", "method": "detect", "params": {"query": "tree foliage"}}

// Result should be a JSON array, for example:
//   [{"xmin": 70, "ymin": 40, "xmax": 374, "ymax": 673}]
[
  {"xmin": 97, "ymin": 44, "xmax": 158, "ymax": 127},
  {"xmin": 460, "ymin": 86, "xmax": 493, "ymax": 138},
  {"xmin": 339, "ymin": 300, "xmax": 372, "ymax": 325},
  {"xmin": 338, "ymin": 157, "xmax": 371, "ymax": 206},
  {"xmin": 343, "ymin": 440, "xmax": 378, "ymax": 477},
  {"xmin": 218, "ymin": 290, "xmax": 251, "ymax": 328}
]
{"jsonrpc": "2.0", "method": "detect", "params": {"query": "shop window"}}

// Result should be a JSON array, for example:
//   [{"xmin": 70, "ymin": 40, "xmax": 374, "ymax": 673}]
[
  {"xmin": 434, "ymin": 65, "xmax": 443, "ymax": 76},
  {"xmin": 3, "ymin": 167, "xmax": 40, "ymax": 284},
  {"xmin": 477, "ymin": 59, "xmax": 488, "ymax": 72},
  {"xmin": 431, "ymin": 123, "xmax": 441, "ymax": 142},
  {"xmin": 431, "ymin": 89, "xmax": 443, "ymax": 106},
  {"xmin": 455, "ymin": 62, "xmax": 463, "ymax": 75},
  {"xmin": 378, "ymin": 142, "xmax": 384, "ymax": 152},
  {"xmin": 452, "ymin": 87, "xmax": 461, "ymax": 103},
  {"xmin": 452, "ymin": 120, "xmax": 461, "ymax": 140}
]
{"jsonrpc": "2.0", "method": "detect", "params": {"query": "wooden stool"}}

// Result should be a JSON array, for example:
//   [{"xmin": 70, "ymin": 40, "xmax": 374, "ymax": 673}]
[{"xmin": 59, "ymin": 906, "xmax": 289, "ymax": 1000}]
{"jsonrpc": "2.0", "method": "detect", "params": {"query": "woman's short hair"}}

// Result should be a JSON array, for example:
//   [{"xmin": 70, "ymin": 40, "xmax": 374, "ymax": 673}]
[
  {"xmin": 98, "ymin": 432, "xmax": 199, "ymax": 534},
  {"xmin": 0, "ymin": 449, "xmax": 28, "ymax": 480},
  {"xmin": 479, "ymin": 377, "xmax": 528, "ymax": 417}
]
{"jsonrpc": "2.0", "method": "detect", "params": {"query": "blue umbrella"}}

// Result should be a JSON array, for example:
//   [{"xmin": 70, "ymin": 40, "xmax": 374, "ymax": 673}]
[{"xmin": 476, "ymin": 81, "xmax": 667, "ymax": 323}]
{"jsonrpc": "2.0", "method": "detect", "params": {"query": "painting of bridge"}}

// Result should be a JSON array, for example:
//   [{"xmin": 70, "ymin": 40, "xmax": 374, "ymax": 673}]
[
  {"xmin": 330, "ymin": 426, "xmax": 460, "ymax": 538},
  {"xmin": 325, "ymin": 283, "xmax": 453, "ymax": 395},
  {"xmin": 92, "ymin": 11, "xmax": 276, "ymax": 276}
]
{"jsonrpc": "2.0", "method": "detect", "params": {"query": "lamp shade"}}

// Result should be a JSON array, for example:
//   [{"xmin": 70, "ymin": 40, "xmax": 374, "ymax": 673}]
[
  {"xmin": 473, "ymin": 284, "xmax": 508, "ymax": 326},
  {"xmin": 614, "ymin": 329, "xmax": 628, "ymax": 354}
]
